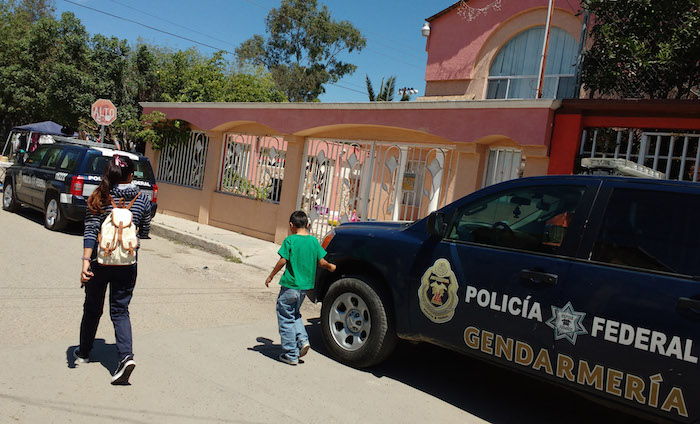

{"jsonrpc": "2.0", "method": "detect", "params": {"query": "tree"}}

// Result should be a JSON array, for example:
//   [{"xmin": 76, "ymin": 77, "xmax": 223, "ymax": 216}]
[
  {"xmin": 365, "ymin": 75, "xmax": 396, "ymax": 101},
  {"xmin": 580, "ymin": 0, "xmax": 700, "ymax": 99},
  {"xmin": 236, "ymin": 0, "xmax": 366, "ymax": 102}
]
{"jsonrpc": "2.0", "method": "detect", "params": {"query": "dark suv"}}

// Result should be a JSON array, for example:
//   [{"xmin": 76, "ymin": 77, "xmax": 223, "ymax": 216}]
[
  {"xmin": 316, "ymin": 175, "xmax": 699, "ymax": 423},
  {"xmin": 2, "ymin": 138, "xmax": 157, "ymax": 230}
]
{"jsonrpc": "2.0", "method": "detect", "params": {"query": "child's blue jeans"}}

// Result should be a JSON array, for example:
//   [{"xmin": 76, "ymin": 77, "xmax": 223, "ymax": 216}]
[{"xmin": 276, "ymin": 287, "xmax": 309, "ymax": 360}]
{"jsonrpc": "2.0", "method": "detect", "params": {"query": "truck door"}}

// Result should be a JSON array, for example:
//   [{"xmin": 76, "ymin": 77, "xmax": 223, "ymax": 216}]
[
  {"xmin": 33, "ymin": 146, "xmax": 63, "ymax": 206},
  {"xmin": 411, "ymin": 179, "xmax": 599, "ymax": 383},
  {"xmin": 558, "ymin": 181, "xmax": 700, "ymax": 423},
  {"xmin": 17, "ymin": 145, "xmax": 51, "ymax": 206}
]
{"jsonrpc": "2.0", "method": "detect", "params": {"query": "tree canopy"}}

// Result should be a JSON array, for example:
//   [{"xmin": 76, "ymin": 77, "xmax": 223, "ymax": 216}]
[
  {"xmin": 236, "ymin": 0, "xmax": 366, "ymax": 102},
  {"xmin": 0, "ymin": 0, "xmax": 286, "ymax": 148},
  {"xmin": 580, "ymin": 0, "xmax": 700, "ymax": 99}
]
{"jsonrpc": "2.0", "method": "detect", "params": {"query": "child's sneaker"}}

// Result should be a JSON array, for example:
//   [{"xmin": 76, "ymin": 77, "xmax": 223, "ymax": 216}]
[
  {"xmin": 73, "ymin": 348, "xmax": 89, "ymax": 364},
  {"xmin": 279, "ymin": 353, "xmax": 299, "ymax": 365},
  {"xmin": 299, "ymin": 342, "xmax": 311, "ymax": 358},
  {"xmin": 111, "ymin": 355, "xmax": 136, "ymax": 385}
]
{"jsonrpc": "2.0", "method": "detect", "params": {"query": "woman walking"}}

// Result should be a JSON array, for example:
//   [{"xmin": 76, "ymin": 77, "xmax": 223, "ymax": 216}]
[{"xmin": 74, "ymin": 155, "xmax": 151, "ymax": 385}]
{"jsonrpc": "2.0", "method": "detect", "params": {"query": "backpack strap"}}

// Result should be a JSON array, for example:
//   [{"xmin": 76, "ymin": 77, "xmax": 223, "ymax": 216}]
[
  {"xmin": 109, "ymin": 195, "xmax": 117, "ymax": 209},
  {"xmin": 126, "ymin": 193, "xmax": 141, "ymax": 210}
]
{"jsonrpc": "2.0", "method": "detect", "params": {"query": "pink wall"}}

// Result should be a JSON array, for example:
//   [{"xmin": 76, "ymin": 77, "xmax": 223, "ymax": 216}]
[
  {"xmin": 424, "ymin": 0, "xmax": 580, "ymax": 82},
  {"xmin": 142, "ymin": 103, "xmax": 557, "ymax": 147}
]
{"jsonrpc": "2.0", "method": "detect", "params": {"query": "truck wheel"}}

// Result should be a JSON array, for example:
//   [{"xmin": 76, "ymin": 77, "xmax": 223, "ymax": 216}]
[
  {"xmin": 2, "ymin": 180, "xmax": 19, "ymax": 212},
  {"xmin": 321, "ymin": 277, "xmax": 397, "ymax": 368},
  {"xmin": 44, "ymin": 196, "xmax": 67, "ymax": 231}
]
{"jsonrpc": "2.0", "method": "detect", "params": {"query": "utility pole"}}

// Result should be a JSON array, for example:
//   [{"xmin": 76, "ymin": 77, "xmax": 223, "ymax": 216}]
[{"xmin": 536, "ymin": 0, "xmax": 555, "ymax": 98}]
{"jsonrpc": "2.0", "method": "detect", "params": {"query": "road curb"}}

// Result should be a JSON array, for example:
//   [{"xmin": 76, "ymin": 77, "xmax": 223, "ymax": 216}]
[{"xmin": 150, "ymin": 222, "xmax": 239, "ymax": 260}]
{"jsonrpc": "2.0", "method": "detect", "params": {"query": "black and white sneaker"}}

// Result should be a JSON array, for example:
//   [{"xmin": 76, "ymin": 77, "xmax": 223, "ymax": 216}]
[
  {"xmin": 73, "ymin": 348, "xmax": 89, "ymax": 364},
  {"xmin": 111, "ymin": 355, "xmax": 136, "ymax": 385},
  {"xmin": 279, "ymin": 353, "xmax": 299, "ymax": 365},
  {"xmin": 299, "ymin": 342, "xmax": 311, "ymax": 358}
]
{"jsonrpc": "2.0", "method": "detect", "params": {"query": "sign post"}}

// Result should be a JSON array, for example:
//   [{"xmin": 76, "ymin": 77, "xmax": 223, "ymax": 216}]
[{"xmin": 91, "ymin": 99, "xmax": 117, "ymax": 144}]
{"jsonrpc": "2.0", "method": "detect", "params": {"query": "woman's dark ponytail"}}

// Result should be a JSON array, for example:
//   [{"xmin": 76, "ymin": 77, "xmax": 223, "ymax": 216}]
[{"xmin": 87, "ymin": 155, "xmax": 135, "ymax": 214}]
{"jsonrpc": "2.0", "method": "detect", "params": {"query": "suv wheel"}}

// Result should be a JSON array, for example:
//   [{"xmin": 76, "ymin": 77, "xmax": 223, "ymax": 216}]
[
  {"xmin": 2, "ymin": 180, "xmax": 20, "ymax": 212},
  {"xmin": 44, "ymin": 196, "xmax": 67, "ymax": 231},
  {"xmin": 321, "ymin": 277, "xmax": 397, "ymax": 368}
]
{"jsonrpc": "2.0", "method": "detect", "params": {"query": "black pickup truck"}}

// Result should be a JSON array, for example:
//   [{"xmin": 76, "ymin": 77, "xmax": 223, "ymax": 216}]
[
  {"xmin": 316, "ymin": 175, "xmax": 699, "ymax": 423},
  {"xmin": 3, "ymin": 139, "xmax": 157, "ymax": 230}
]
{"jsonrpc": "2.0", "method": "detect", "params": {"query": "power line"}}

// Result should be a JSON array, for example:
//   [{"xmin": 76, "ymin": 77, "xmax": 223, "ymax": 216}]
[
  {"xmin": 329, "ymin": 83, "xmax": 367, "ymax": 96},
  {"xmin": 105, "ymin": 0, "xmax": 238, "ymax": 48},
  {"xmin": 63, "ymin": 0, "xmax": 234, "ymax": 54}
]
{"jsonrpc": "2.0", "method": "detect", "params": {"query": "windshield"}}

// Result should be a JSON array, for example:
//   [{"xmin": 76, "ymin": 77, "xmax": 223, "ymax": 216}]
[{"xmin": 84, "ymin": 153, "xmax": 155, "ymax": 181}]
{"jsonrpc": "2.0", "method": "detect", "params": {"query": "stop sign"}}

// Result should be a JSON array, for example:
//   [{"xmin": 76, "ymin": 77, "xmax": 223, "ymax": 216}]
[{"xmin": 91, "ymin": 99, "xmax": 117, "ymax": 126}]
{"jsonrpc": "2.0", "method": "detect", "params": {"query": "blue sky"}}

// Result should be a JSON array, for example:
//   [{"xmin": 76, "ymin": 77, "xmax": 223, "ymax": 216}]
[{"xmin": 55, "ymin": 0, "xmax": 457, "ymax": 102}]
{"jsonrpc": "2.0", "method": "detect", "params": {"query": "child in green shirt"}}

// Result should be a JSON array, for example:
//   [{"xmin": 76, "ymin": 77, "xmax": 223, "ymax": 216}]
[{"xmin": 266, "ymin": 211, "xmax": 336, "ymax": 365}]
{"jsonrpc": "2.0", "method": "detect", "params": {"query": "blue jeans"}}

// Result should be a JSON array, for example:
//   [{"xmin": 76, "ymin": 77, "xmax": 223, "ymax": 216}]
[
  {"xmin": 276, "ymin": 287, "xmax": 309, "ymax": 360},
  {"xmin": 80, "ymin": 263, "xmax": 137, "ymax": 361}
]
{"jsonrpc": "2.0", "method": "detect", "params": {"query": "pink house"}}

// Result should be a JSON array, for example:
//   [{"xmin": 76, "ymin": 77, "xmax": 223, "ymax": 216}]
[{"xmin": 143, "ymin": 0, "xmax": 586, "ymax": 243}]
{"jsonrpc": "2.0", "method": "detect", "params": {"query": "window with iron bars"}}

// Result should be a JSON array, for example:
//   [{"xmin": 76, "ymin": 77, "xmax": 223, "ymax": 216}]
[
  {"xmin": 156, "ymin": 131, "xmax": 209, "ymax": 189},
  {"xmin": 218, "ymin": 134, "xmax": 287, "ymax": 202}
]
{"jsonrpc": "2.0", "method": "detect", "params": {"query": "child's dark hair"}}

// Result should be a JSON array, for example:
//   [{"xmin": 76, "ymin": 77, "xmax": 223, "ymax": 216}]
[
  {"xmin": 87, "ymin": 155, "xmax": 135, "ymax": 214},
  {"xmin": 289, "ymin": 210, "xmax": 309, "ymax": 229}
]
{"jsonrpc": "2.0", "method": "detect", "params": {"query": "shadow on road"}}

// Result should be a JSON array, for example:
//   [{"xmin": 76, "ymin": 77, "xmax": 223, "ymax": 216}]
[
  {"xmin": 303, "ymin": 318, "xmax": 652, "ymax": 424},
  {"xmin": 2, "ymin": 204, "xmax": 83, "ymax": 236},
  {"xmin": 66, "ymin": 339, "xmax": 120, "ymax": 374}
]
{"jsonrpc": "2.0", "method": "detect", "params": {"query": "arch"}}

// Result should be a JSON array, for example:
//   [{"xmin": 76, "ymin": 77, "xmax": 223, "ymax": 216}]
[
  {"xmin": 474, "ymin": 134, "xmax": 522, "ymax": 148},
  {"xmin": 467, "ymin": 7, "xmax": 582, "ymax": 100},
  {"xmin": 295, "ymin": 124, "xmax": 453, "ymax": 145},
  {"xmin": 487, "ymin": 26, "xmax": 577, "ymax": 99},
  {"xmin": 211, "ymin": 120, "xmax": 282, "ymax": 136}
]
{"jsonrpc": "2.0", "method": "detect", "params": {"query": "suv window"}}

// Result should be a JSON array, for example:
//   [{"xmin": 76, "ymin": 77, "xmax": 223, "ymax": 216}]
[
  {"xmin": 25, "ymin": 145, "xmax": 51, "ymax": 167},
  {"xmin": 591, "ymin": 188, "xmax": 700, "ymax": 277},
  {"xmin": 84, "ymin": 153, "xmax": 154, "ymax": 181},
  {"xmin": 447, "ymin": 185, "xmax": 586, "ymax": 255},
  {"xmin": 59, "ymin": 150, "xmax": 80, "ymax": 172},
  {"xmin": 42, "ymin": 147, "xmax": 64, "ymax": 169}
]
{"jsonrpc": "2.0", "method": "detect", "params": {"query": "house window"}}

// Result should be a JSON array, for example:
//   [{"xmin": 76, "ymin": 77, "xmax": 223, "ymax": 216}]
[
  {"xmin": 487, "ymin": 26, "xmax": 577, "ymax": 100},
  {"xmin": 483, "ymin": 148, "xmax": 523, "ymax": 187}
]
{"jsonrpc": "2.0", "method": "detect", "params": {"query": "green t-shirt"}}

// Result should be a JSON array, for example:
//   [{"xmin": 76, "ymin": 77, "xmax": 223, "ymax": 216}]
[{"xmin": 278, "ymin": 234, "xmax": 327, "ymax": 290}]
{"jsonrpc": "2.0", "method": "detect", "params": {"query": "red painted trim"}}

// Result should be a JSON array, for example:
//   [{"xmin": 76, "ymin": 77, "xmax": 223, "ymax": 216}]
[
  {"xmin": 548, "ymin": 113, "xmax": 583, "ymax": 175},
  {"xmin": 582, "ymin": 116, "xmax": 700, "ymax": 131}
]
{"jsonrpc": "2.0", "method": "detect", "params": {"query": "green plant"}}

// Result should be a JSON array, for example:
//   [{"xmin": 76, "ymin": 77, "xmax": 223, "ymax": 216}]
[
  {"xmin": 221, "ymin": 171, "xmax": 272, "ymax": 200},
  {"xmin": 136, "ymin": 111, "xmax": 191, "ymax": 151}
]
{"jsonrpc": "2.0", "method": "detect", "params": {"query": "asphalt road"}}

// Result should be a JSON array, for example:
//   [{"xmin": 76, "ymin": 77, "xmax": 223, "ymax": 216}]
[{"xmin": 0, "ymin": 204, "xmax": 649, "ymax": 424}]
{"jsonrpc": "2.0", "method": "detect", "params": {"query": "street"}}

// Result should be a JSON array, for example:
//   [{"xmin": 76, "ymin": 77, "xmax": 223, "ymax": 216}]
[{"xmin": 0, "ymin": 205, "xmax": 647, "ymax": 424}]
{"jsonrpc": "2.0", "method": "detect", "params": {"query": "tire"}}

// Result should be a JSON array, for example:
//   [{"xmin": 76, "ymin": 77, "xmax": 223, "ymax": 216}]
[
  {"xmin": 2, "ymin": 180, "xmax": 20, "ymax": 212},
  {"xmin": 44, "ymin": 195, "xmax": 67, "ymax": 231},
  {"xmin": 320, "ymin": 277, "xmax": 397, "ymax": 368}
]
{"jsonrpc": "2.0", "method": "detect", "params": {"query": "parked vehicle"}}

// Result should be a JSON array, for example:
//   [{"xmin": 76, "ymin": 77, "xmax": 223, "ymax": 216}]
[
  {"xmin": 315, "ymin": 175, "xmax": 699, "ymax": 423},
  {"xmin": 2, "ymin": 137, "xmax": 157, "ymax": 230}
]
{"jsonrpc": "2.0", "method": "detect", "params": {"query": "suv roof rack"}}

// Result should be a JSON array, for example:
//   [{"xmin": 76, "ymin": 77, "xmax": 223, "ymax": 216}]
[{"xmin": 52, "ymin": 135, "xmax": 118, "ymax": 150}]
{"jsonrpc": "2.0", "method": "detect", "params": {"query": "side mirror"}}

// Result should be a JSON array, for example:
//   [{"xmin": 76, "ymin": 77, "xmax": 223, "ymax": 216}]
[{"xmin": 426, "ymin": 211, "xmax": 447, "ymax": 239}]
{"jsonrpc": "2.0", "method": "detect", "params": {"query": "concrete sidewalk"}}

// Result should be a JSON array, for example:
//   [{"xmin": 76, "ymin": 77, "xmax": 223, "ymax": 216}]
[{"xmin": 149, "ymin": 213, "xmax": 280, "ymax": 271}]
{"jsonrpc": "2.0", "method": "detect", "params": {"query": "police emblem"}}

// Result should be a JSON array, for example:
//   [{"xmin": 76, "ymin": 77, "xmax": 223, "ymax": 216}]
[
  {"xmin": 418, "ymin": 258, "xmax": 459, "ymax": 323},
  {"xmin": 545, "ymin": 301, "xmax": 588, "ymax": 345}
]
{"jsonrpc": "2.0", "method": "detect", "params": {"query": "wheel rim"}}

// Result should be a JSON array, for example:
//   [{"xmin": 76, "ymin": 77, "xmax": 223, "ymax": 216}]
[
  {"xmin": 328, "ymin": 292, "xmax": 371, "ymax": 352},
  {"xmin": 46, "ymin": 199, "xmax": 58, "ymax": 226},
  {"xmin": 3, "ymin": 185, "xmax": 12, "ymax": 208}
]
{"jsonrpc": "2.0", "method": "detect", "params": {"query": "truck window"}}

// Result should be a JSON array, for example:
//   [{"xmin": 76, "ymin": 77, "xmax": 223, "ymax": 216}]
[
  {"xmin": 84, "ymin": 154, "xmax": 154, "ymax": 181},
  {"xmin": 42, "ymin": 147, "xmax": 64, "ymax": 169},
  {"xmin": 447, "ymin": 185, "xmax": 585, "ymax": 255},
  {"xmin": 591, "ymin": 189, "xmax": 700, "ymax": 277},
  {"xmin": 25, "ymin": 145, "xmax": 51, "ymax": 167},
  {"xmin": 59, "ymin": 150, "xmax": 80, "ymax": 172}
]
